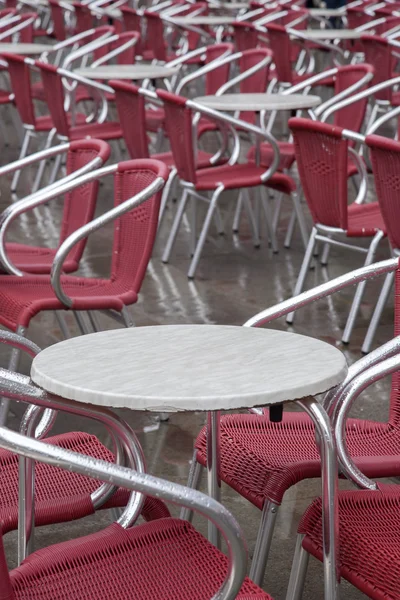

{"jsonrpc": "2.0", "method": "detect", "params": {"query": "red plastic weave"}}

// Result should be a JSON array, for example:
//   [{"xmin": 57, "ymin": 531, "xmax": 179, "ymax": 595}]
[
  {"xmin": 232, "ymin": 21, "xmax": 259, "ymax": 52},
  {"xmin": 0, "ymin": 160, "xmax": 168, "ymax": 329},
  {"xmin": 367, "ymin": 134, "xmax": 400, "ymax": 249},
  {"xmin": 0, "ymin": 430, "xmax": 169, "ymax": 536},
  {"xmin": 299, "ymin": 484, "xmax": 400, "ymax": 600},
  {"xmin": 205, "ymin": 43, "xmax": 234, "ymax": 95},
  {"xmin": 361, "ymin": 35, "xmax": 395, "ymax": 102},
  {"xmin": 2, "ymin": 519, "xmax": 272, "ymax": 600},
  {"xmin": 4, "ymin": 53, "xmax": 36, "ymax": 127},
  {"xmin": 48, "ymin": 0, "xmax": 67, "ymax": 40},
  {"xmin": 238, "ymin": 48, "xmax": 272, "ymax": 123},
  {"xmin": 121, "ymin": 6, "xmax": 143, "ymax": 55}
]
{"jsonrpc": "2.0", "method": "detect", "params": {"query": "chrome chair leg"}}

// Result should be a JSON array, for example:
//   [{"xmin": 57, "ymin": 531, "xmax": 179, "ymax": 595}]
[
  {"xmin": 180, "ymin": 450, "xmax": 204, "ymax": 522},
  {"xmin": 342, "ymin": 230, "xmax": 385, "ymax": 344},
  {"xmin": 286, "ymin": 227, "xmax": 318, "ymax": 324},
  {"xmin": 249, "ymin": 500, "xmax": 279, "ymax": 586},
  {"xmin": 285, "ymin": 534, "xmax": 310, "ymax": 600},
  {"xmin": 190, "ymin": 196, "xmax": 197, "ymax": 257},
  {"xmin": 261, "ymin": 187, "xmax": 278, "ymax": 253},
  {"xmin": 291, "ymin": 191, "xmax": 309, "ymax": 251},
  {"xmin": 284, "ymin": 207, "xmax": 297, "ymax": 249},
  {"xmin": 188, "ymin": 186, "xmax": 224, "ymax": 279},
  {"xmin": 162, "ymin": 189, "xmax": 189, "ymax": 264},
  {"xmin": 0, "ymin": 324, "xmax": 26, "ymax": 426},
  {"xmin": 158, "ymin": 168, "xmax": 177, "ymax": 229},
  {"xmin": 233, "ymin": 195, "xmax": 243, "ymax": 233},
  {"xmin": 362, "ymin": 270, "xmax": 395, "ymax": 354},
  {"xmin": 11, "ymin": 130, "xmax": 33, "ymax": 193},
  {"xmin": 272, "ymin": 192, "xmax": 283, "ymax": 233},
  {"xmin": 243, "ymin": 189, "xmax": 261, "ymax": 248}
]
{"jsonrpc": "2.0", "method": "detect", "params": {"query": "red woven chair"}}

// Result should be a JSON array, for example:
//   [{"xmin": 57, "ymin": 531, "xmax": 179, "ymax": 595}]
[
  {"xmin": 111, "ymin": 79, "xmax": 230, "ymax": 225},
  {"xmin": 121, "ymin": 5, "xmax": 143, "ymax": 55},
  {"xmin": 0, "ymin": 138, "xmax": 110, "ymax": 276},
  {"xmin": 0, "ymin": 11, "xmax": 36, "ymax": 43},
  {"xmin": 157, "ymin": 90, "xmax": 305, "ymax": 278},
  {"xmin": 0, "ymin": 413, "xmax": 273, "ymax": 600},
  {"xmin": 361, "ymin": 134, "xmax": 400, "ymax": 353},
  {"xmin": 188, "ymin": 255, "xmax": 400, "ymax": 588},
  {"xmin": 0, "ymin": 159, "xmax": 169, "ymax": 424},
  {"xmin": 48, "ymin": 0, "xmax": 74, "ymax": 41},
  {"xmin": 286, "ymin": 318, "xmax": 400, "ymax": 600},
  {"xmin": 286, "ymin": 118, "xmax": 386, "ymax": 343}
]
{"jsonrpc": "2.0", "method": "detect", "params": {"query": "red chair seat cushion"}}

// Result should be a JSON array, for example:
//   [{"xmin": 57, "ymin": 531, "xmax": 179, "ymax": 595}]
[
  {"xmin": 4, "ymin": 243, "xmax": 78, "ymax": 274},
  {"xmin": 194, "ymin": 163, "xmax": 296, "ymax": 194},
  {"xmin": 8, "ymin": 519, "xmax": 272, "ymax": 600},
  {"xmin": 0, "ymin": 274, "xmax": 139, "ymax": 329},
  {"xmin": 195, "ymin": 413, "xmax": 400, "ymax": 508},
  {"xmin": 70, "ymin": 121, "xmax": 123, "ymax": 141},
  {"xmin": 299, "ymin": 485, "xmax": 400, "ymax": 600},
  {"xmin": 347, "ymin": 202, "xmax": 387, "ymax": 237},
  {"xmin": 35, "ymin": 112, "xmax": 87, "ymax": 132},
  {"xmin": 0, "ymin": 431, "xmax": 169, "ymax": 535}
]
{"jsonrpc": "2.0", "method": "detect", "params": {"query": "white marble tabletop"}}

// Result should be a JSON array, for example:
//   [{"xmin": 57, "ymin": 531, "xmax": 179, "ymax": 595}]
[
  {"xmin": 194, "ymin": 92, "xmax": 321, "ymax": 111},
  {"xmin": 171, "ymin": 16, "xmax": 235, "ymax": 25},
  {"xmin": 308, "ymin": 8, "xmax": 346, "ymax": 17},
  {"xmin": 0, "ymin": 43, "xmax": 54, "ymax": 55},
  {"xmin": 74, "ymin": 64, "xmax": 179, "ymax": 80},
  {"xmin": 291, "ymin": 28, "xmax": 360, "ymax": 40},
  {"xmin": 31, "ymin": 325, "xmax": 347, "ymax": 412}
]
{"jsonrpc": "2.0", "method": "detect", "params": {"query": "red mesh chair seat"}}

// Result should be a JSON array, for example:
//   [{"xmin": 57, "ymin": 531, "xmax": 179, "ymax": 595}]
[
  {"xmin": 247, "ymin": 141, "xmax": 297, "ymax": 171},
  {"xmin": 3, "ymin": 244, "xmax": 79, "ymax": 274},
  {"xmin": 193, "ymin": 163, "xmax": 296, "ymax": 194},
  {"xmin": 298, "ymin": 485, "xmax": 400, "ymax": 600},
  {"xmin": 0, "ymin": 430, "xmax": 169, "ymax": 536},
  {"xmin": 145, "ymin": 108, "xmax": 165, "ymax": 132},
  {"xmin": 34, "ymin": 113, "xmax": 87, "ymax": 132},
  {"xmin": 0, "ymin": 274, "xmax": 143, "ymax": 330},
  {"xmin": 347, "ymin": 202, "xmax": 387, "ymax": 237},
  {"xmin": 3, "ymin": 518, "xmax": 272, "ymax": 600},
  {"xmin": 195, "ymin": 413, "xmax": 400, "ymax": 508},
  {"xmin": 69, "ymin": 121, "xmax": 123, "ymax": 141}
]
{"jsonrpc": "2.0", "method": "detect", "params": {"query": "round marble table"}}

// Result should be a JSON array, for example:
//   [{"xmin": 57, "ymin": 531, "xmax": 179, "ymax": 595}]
[
  {"xmin": 194, "ymin": 92, "xmax": 321, "ymax": 112},
  {"xmin": 170, "ymin": 16, "xmax": 235, "ymax": 25},
  {"xmin": 0, "ymin": 43, "xmax": 54, "ymax": 55},
  {"xmin": 74, "ymin": 64, "xmax": 180, "ymax": 81},
  {"xmin": 291, "ymin": 28, "xmax": 361, "ymax": 40},
  {"xmin": 31, "ymin": 324, "xmax": 347, "ymax": 600}
]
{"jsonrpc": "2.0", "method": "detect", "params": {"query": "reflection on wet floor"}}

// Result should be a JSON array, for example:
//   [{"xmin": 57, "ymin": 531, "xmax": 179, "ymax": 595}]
[{"xmin": 0, "ymin": 109, "xmax": 393, "ymax": 599}]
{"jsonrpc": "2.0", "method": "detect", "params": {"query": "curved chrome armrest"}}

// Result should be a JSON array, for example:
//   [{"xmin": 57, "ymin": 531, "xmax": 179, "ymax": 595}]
[
  {"xmin": 91, "ymin": 35, "xmax": 139, "ymax": 68},
  {"xmin": 365, "ymin": 103, "xmax": 400, "ymax": 135},
  {"xmin": 50, "ymin": 173, "xmax": 165, "ymax": 308},
  {"xmin": 47, "ymin": 29, "xmax": 97, "ymax": 55},
  {"xmin": 335, "ymin": 352, "xmax": 400, "ymax": 490},
  {"xmin": 0, "ymin": 157, "xmax": 111, "ymax": 277},
  {"xmin": 243, "ymin": 257, "xmax": 398, "ymax": 327},
  {"xmin": 0, "ymin": 423, "xmax": 247, "ymax": 600},
  {"xmin": 57, "ymin": 66, "xmax": 113, "ymax": 123},
  {"xmin": 321, "ymin": 75, "xmax": 400, "ymax": 124},
  {"xmin": 0, "ymin": 370, "xmax": 144, "ymax": 527},
  {"xmin": 187, "ymin": 98, "xmax": 281, "ymax": 177},
  {"xmin": 254, "ymin": 10, "xmax": 288, "ymax": 27},
  {"xmin": 175, "ymin": 48, "xmax": 236, "ymax": 95},
  {"xmin": 355, "ymin": 16, "xmax": 385, "ymax": 32},
  {"xmin": 287, "ymin": 28, "xmax": 346, "ymax": 61},
  {"xmin": 0, "ymin": 142, "xmax": 70, "ymax": 178},
  {"xmin": 61, "ymin": 32, "xmax": 117, "ymax": 72},
  {"xmin": 0, "ymin": 14, "xmax": 36, "ymax": 41},
  {"xmin": 317, "ymin": 69, "xmax": 374, "ymax": 118},
  {"xmin": 215, "ymin": 53, "xmax": 272, "ymax": 96},
  {"xmin": 284, "ymin": 67, "xmax": 338, "ymax": 98}
]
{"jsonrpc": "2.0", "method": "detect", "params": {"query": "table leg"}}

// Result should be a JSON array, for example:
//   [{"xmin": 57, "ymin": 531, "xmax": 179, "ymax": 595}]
[
  {"xmin": 297, "ymin": 397, "xmax": 340, "ymax": 600},
  {"xmin": 207, "ymin": 410, "xmax": 221, "ymax": 548}
]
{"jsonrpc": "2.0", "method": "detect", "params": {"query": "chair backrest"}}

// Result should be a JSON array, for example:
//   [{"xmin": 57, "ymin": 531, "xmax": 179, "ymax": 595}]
[
  {"xmin": 49, "ymin": 0, "xmax": 67, "ymax": 41},
  {"xmin": 205, "ymin": 43, "xmax": 234, "ymax": 95},
  {"xmin": 35, "ymin": 61, "xmax": 70, "ymax": 138},
  {"xmin": 367, "ymin": 134, "xmax": 400, "ymax": 251},
  {"xmin": 89, "ymin": 25, "xmax": 116, "ymax": 63},
  {"xmin": 238, "ymin": 48, "xmax": 272, "ymax": 122},
  {"xmin": 332, "ymin": 63, "xmax": 374, "ymax": 134},
  {"xmin": 361, "ymin": 35, "xmax": 394, "ymax": 102},
  {"xmin": 347, "ymin": 6, "xmax": 371, "ymax": 30},
  {"xmin": 374, "ymin": 3, "xmax": 400, "ymax": 17},
  {"xmin": 0, "ymin": 12, "xmax": 36, "ymax": 43},
  {"xmin": 267, "ymin": 23, "xmax": 295, "ymax": 84},
  {"xmin": 111, "ymin": 80, "xmax": 149, "ymax": 159},
  {"xmin": 59, "ymin": 139, "xmax": 111, "ymax": 268},
  {"xmin": 289, "ymin": 117, "xmax": 348, "ymax": 230},
  {"xmin": 144, "ymin": 11, "xmax": 167, "ymax": 62},
  {"xmin": 72, "ymin": 1, "xmax": 93, "ymax": 34},
  {"xmin": 110, "ymin": 159, "xmax": 168, "ymax": 292},
  {"xmin": 113, "ymin": 31, "xmax": 139, "ymax": 65},
  {"xmin": 374, "ymin": 15, "xmax": 400, "ymax": 35},
  {"xmin": 121, "ymin": 6, "xmax": 143, "ymax": 54},
  {"xmin": 3, "ymin": 53, "xmax": 36, "ymax": 127},
  {"xmin": 231, "ymin": 21, "xmax": 259, "ymax": 52},
  {"xmin": 156, "ymin": 89, "xmax": 197, "ymax": 183}
]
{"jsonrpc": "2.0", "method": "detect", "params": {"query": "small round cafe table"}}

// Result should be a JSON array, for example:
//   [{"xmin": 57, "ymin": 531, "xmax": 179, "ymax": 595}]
[{"xmin": 31, "ymin": 324, "xmax": 347, "ymax": 600}]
